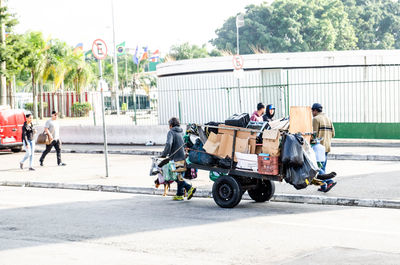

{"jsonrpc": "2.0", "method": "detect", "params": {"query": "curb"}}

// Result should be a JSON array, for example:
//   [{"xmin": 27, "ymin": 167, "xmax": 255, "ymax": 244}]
[
  {"xmin": 33, "ymin": 149, "xmax": 400, "ymax": 162},
  {"xmin": 328, "ymin": 153, "xmax": 400, "ymax": 162},
  {"xmin": 1, "ymin": 181, "xmax": 399, "ymax": 209}
]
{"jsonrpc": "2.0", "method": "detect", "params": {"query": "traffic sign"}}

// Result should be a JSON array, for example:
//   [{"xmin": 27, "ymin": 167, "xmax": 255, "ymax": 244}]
[
  {"xmin": 233, "ymin": 54, "xmax": 244, "ymax": 70},
  {"xmin": 92, "ymin": 39, "xmax": 108, "ymax": 60}
]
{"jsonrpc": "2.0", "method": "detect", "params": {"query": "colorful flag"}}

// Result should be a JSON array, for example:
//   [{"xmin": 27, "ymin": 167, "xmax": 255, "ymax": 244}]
[
  {"xmin": 133, "ymin": 45, "xmax": 139, "ymax": 65},
  {"xmin": 149, "ymin": 49, "xmax": 160, "ymax": 62},
  {"xmin": 73, "ymin": 43, "xmax": 83, "ymax": 54},
  {"xmin": 85, "ymin": 50, "xmax": 93, "ymax": 60},
  {"xmin": 140, "ymin": 46, "xmax": 148, "ymax": 61},
  {"xmin": 116, "ymin": 41, "xmax": 126, "ymax": 56}
]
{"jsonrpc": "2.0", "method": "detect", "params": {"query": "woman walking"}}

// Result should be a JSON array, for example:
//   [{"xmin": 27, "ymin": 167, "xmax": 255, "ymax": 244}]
[{"xmin": 20, "ymin": 113, "xmax": 35, "ymax": 171}]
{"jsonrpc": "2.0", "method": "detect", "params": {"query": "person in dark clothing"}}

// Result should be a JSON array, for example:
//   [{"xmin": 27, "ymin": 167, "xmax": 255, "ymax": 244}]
[
  {"xmin": 161, "ymin": 117, "xmax": 196, "ymax": 201},
  {"xmin": 263, "ymin": 104, "xmax": 276, "ymax": 122},
  {"xmin": 20, "ymin": 113, "xmax": 36, "ymax": 170}
]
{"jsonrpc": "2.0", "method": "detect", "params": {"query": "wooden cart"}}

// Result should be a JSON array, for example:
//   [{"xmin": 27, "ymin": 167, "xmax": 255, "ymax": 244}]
[{"xmin": 187, "ymin": 125, "xmax": 285, "ymax": 208}]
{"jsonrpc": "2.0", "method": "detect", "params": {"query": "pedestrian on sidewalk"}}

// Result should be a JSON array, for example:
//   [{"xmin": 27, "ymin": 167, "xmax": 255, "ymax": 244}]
[
  {"xmin": 161, "ymin": 117, "xmax": 196, "ymax": 201},
  {"xmin": 20, "ymin": 113, "xmax": 36, "ymax": 171},
  {"xmin": 39, "ymin": 111, "xmax": 66, "ymax": 167}
]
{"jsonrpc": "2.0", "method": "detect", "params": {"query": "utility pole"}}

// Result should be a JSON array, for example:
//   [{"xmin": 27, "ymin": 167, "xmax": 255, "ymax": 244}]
[
  {"xmin": 111, "ymin": 0, "xmax": 120, "ymax": 115},
  {"xmin": 236, "ymin": 14, "xmax": 244, "ymax": 112},
  {"xmin": 0, "ymin": 0, "xmax": 7, "ymax": 106}
]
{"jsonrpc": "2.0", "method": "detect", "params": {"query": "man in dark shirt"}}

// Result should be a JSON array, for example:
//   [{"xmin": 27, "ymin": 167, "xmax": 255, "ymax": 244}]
[{"xmin": 161, "ymin": 117, "xmax": 196, "ymax": 201}]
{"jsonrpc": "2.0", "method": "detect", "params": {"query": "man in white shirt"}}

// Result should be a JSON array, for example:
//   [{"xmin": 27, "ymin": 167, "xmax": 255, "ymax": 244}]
[{"xmin": 39, "ymin": 111, "xmax": 66, "ymax": 166}]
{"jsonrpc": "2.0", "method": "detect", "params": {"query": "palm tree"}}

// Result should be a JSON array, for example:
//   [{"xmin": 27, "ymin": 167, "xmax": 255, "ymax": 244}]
[{"xmin": 24, "ymin": 31, "xmax": 46, "ymax": 121}]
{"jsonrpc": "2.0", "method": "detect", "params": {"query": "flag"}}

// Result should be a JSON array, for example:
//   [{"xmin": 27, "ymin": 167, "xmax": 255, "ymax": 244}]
[
  {"xmin": 116, "ymin": 41, "xmax": 126, "ymax": 56},
  {"xmin": 149, "ymin": 49, "xmax": 160, "ymax": 62},
  {"xmin": 140, "ymin": 46, "xmax": 148, "ymax": 61},
  {"xmin": 133, "ymin": 45, "xmax": 139, "ymax": 65},
  {"xmin": 85, "ymin": 50, "xmax": 93, "ymax": 60},
  {"xmin": 73, "ymin": 43, "xmax": 83, "ymax": 54}
]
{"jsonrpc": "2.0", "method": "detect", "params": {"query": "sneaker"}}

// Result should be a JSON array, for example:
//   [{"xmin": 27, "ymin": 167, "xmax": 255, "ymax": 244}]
[
  {"xmin": 187, "ymin": 187, "xmax": 197, "ymax": 200},
  {"xmin": 29, "ymin": 168, "xmax": 35, "ymax": 171},
  {"xmin": 58, "ymin": 163, "xmax": 66, "ymax": 166},
  {"xmin": 323, "ymin": 182, "xmax": 337, "ymax": 193},
  {"xmin": 39, "ymin": 160, "xmax": 43, "ymax": 166},
  {"xmin": 173, "ymin": 195, "xmax": 184, "ymax": 201},
  {"xmin": 19, "ymin": 162, "xmax": 23, "ymax": 170}
]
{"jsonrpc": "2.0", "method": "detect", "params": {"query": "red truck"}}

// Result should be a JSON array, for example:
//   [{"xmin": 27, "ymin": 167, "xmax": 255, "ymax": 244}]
[{"xmin": 0, "ymin": 106, "xmax": 26, "ymax": 152}]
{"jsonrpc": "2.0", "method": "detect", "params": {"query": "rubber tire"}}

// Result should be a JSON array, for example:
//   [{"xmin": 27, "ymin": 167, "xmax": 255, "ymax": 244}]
[
  {"xmin": 212, "ymin": 175, "xmax": 243, "ymax": 208},
  {"xmin": 248, "ymin": 180, "xmax": 275, "ymax": 202},
  {"xmin": 11, "ymin": 147, "xmax": 22, "ymax": 153}
]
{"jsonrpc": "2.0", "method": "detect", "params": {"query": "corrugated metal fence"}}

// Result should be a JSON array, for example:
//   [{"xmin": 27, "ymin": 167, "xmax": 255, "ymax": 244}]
[{"xmin": 157, "ymin": 65, "xmax": 400, "ymax": 125}]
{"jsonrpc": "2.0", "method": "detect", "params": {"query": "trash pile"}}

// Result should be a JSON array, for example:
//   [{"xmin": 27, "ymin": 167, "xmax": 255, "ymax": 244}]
[{"xmin": 185, "ymin": 106, "xmax": 330, "ymax": 190}]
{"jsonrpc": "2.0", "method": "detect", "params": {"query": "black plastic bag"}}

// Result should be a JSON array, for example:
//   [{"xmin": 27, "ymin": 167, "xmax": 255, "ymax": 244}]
[
  {"xmin": 284, "ymin": 154, "xmax": 318, "ymax": 190},
  {"xmin": 282, "ymin": 133, "xmax": 304, "ymax": 167},
  {"xmin": 218, "ymin": 156, "xmax": 234, "ymax": 169},
  {"xmin": 188, "ymin": 139, "xmax": 216, "ymax": 166}
]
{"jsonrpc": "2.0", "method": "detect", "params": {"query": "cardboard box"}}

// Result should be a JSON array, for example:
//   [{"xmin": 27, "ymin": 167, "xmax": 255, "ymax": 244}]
[
  {"xmin": 203, "ymin": 132, "xmax": 220, "ymax": 155},
  {"xmin": 262, "ymin": 129, "xmax": 281, "ymax": 156},
  {"xmin": 218, "ymin": 124, "xmax": 257, "ymax": 139},
  {"xmin": 255, "ymin": 145, "xmax": 263, "ymax": 154},
  {"xmin": 217, "ymin": 133, "xmax": 250, "ymax": 161}
]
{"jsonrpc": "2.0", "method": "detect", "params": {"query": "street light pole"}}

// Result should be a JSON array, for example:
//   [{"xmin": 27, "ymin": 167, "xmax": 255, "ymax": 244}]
[
  {"xmin": 111, "ymin": 0, "xmax": 120, "ymax": 115},
  {"xmin": 236, "ymin": 14, "xmax": 244, "ymax": 112}
]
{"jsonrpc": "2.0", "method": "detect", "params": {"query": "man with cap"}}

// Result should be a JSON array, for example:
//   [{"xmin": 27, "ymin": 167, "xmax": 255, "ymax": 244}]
[
  {"xmin": 312, "ymin": 103, "xmax": 335, "ymax": 171},
  {"xmin": 39, "ymin": 111, "xmax": 66, "ymax": 167},
  {"xmin": 312, "ymin": 103, "xmax": 336, "ymax": 192}
]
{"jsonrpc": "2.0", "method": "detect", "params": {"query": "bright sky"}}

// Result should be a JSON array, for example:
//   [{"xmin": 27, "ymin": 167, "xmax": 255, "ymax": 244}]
[{"xmin": 8, "ymin": 0, "xmax": 267, "ymax": 55}]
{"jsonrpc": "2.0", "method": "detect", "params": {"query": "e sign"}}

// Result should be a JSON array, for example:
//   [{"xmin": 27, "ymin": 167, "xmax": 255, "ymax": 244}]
[
  {"xmin": 232, "ymin": 54, "xmax": 244, "ymax": 70},
  {"xmin": 92, "ymin": 39, "xmax": 108, "ymax": 60}
]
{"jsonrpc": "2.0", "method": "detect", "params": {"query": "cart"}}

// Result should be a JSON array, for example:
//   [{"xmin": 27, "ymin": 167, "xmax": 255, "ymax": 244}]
[{"xmin": 187, "ymin": 125, "xmax": 285, "ymax": 208}]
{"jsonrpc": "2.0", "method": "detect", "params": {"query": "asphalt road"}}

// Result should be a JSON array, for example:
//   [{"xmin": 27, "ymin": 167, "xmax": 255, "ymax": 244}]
[{"xmin": 0, "ymin": 187, "xmax": 399, "ymax": 265}]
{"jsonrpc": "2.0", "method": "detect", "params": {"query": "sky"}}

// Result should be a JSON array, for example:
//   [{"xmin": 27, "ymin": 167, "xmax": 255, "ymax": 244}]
[{"xmin": 8, "ymin": 0, "xmax": 267, "ymax": 55}]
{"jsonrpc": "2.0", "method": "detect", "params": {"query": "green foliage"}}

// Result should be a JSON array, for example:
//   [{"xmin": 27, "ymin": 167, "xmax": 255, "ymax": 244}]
[
  {"xmin": 24, "ymin": 102, "xmax": 48, "ymax": 111},
  {"xmin": 168, "ymin": 42, "xmax": 210, "ymax": 60},
  {"xmin": 212, "ymin": 0, "xmax": 400, "ymax": 53},
  {"xmin": 71, "ymin": 102, "xmax": 92, "ymax": 117}
]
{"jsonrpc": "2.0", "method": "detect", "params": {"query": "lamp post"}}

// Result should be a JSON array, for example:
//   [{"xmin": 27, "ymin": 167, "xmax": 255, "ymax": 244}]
[
  {"xmin": 111, "ymin": 0, "xmax": 120, "ymax": 115},
  {"xmin": 236, "ymin": 14, "xmax": 244, "ymax": 112}
]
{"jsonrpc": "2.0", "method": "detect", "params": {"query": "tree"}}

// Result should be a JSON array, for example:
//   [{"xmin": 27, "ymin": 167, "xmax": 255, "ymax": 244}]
[
  {"xmin": 24, "ymin": 31, "xmax": 46, "ymax": 120},
  {"xmin": 0, "ymin": 0, "xmax": 18, "ymax": 105},
  {"xmin": 168, "ymin": 42, "xmax": 210, "ymax": 60},
  {"xmin": 343, "ymin": 0, "xmax": 400, "ymax": 49},
  {"xmin": 211, "ymin": 0, "xmax": 357, "ymax": 54}
]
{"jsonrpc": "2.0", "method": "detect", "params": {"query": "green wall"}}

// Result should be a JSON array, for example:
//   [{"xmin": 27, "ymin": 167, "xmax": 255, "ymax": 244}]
[{"xmin": 334, "ymin": 123, "xmax": 400, "ymax": 139}]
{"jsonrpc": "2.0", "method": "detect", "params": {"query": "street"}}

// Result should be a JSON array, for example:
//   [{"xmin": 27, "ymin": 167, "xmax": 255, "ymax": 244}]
[{"xmin": 0, "ymin": 186, "xmax": 399, "ymax": 265}]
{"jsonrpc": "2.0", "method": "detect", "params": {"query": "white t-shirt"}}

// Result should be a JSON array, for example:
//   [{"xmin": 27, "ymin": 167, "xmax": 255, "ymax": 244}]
[{"xmin": 45, "ymin": 119, "xmax": 60, "ymax": 140}]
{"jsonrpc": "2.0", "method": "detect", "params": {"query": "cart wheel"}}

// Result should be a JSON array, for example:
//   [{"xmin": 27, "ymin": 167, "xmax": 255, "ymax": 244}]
[
  {"xmin": 248, "ymin": 180, "xmax": 275, "ymax": 202},
  {"xmin": 212, "ymin": 175, "xmax": 243, "ymax": 208}
]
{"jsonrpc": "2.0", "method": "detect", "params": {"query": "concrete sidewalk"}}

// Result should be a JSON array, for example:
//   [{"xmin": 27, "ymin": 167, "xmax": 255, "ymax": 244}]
[
  {"xmin": 1, "ymin": 153, "xmax": 399, "ymax": 208},
  {"xmin": 33, "ymin": 143, "xmax": 400, "ymax": 161}
]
